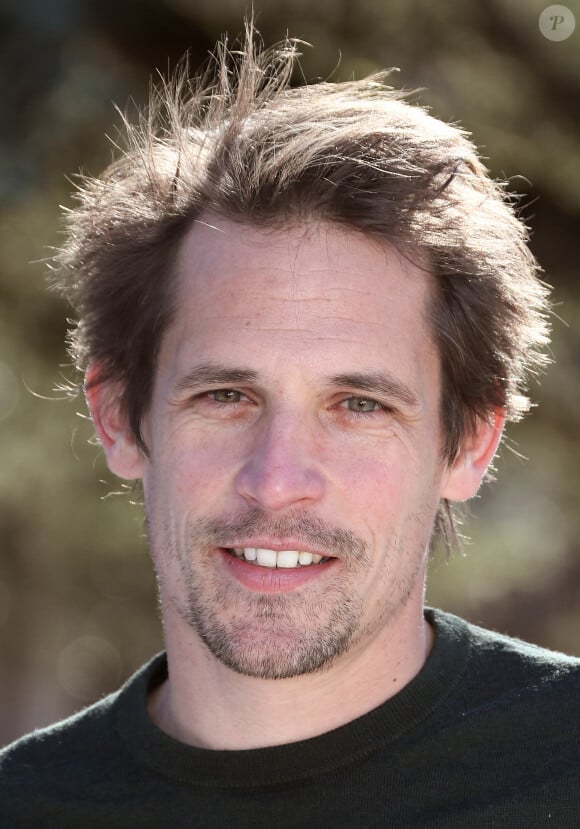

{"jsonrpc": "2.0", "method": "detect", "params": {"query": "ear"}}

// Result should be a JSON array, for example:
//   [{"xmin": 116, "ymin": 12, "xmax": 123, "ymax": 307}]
[
  {"xmin": 85, "ymin": 365, "xmax": 145, "ymax": 481},
  {"xmin": 440, "ymin": 409, "xmax": 505, "ymax": 502}
]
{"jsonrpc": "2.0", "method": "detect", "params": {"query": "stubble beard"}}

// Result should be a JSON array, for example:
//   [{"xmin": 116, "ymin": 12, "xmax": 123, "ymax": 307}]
[
  {"xmin": 180, "ymin": 511, "xmax": 369, "ymax": 680},
  {"xmin": 184, "ymin": 580, "xmax": 364, "ymax": 679},
  {"xmin": 150, "ymin": 510, "xmax": 424, "ymax": 680}
]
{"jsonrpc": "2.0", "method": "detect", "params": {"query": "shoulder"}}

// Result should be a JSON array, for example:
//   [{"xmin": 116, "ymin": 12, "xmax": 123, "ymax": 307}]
[
  {"xmin": 461, "ymin": 611, "xmax": 580, "ymax": 685},
  {"xmin": 1, "ymin": 690, "xmax": 117, "ymax": 776},
  {"xmin": 0, "ymin": 690, "xmax": 121, "ymax": 825},
  {"xmin": 429, "ymin": 608, "xmax": 579, "ymax": 739},
  {"xmin": 0, "ymin": 653, "xmax": 166, "ymax": 816},
  {"xmin": 424, "ymin": 610, "xmax": 579, "ymax": 807},
  {"xmin": 430, "ymin": 606, "xmax": 580, "ymax": 680}
]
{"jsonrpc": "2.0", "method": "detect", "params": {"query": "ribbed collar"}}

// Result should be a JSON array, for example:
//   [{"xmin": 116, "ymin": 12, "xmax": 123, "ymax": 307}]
[{"xmin": 116, "ymin": 608, "xmax": 471, "ymax": 788}]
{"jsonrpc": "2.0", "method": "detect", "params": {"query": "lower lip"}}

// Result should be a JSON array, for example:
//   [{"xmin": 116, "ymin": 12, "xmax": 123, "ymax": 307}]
[{"xmin": 218, "ymin": 549, "xmax": 337, "ymax": 593}]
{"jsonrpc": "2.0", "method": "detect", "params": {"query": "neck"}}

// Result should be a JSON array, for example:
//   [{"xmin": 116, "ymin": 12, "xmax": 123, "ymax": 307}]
[{"xmin": 148, "ymin": 601, "xmax": 434, "ymax": 751}]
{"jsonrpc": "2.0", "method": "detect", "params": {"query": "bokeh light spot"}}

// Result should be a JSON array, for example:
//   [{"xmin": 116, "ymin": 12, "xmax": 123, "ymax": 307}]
[{"xmin": 57, "ymin": 635, "xmax": 121, "ymax": 701}]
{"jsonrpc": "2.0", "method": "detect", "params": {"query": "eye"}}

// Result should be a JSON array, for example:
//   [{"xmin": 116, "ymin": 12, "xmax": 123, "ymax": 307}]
[
  {"xmin": 209, "ymin": 389, "xmax": 244, "ymax": 403},
  {"xmin": 343, "ymin": 396, "xmax": 382, "ymax": 413}
]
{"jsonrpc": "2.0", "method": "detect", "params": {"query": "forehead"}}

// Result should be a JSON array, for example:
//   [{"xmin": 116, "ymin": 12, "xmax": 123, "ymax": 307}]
[
  {"xmin": 162, "ymin": 216, "xmax": 438, "ymax": 389},
  {"xmin": 174, "ymin": 216, "xmax": 431, "ymax": 324}
]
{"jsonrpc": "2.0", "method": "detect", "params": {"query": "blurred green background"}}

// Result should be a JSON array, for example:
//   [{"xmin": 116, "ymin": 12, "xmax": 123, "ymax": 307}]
[{"xmin": 1, "ymin": 0, "xmax": 579, "ymax": 747}]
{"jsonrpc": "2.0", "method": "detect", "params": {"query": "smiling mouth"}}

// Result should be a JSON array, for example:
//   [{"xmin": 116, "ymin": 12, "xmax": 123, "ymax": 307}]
[{"xmin": 225, "ymin": 548, "xmax": 332, "ymax": 569}]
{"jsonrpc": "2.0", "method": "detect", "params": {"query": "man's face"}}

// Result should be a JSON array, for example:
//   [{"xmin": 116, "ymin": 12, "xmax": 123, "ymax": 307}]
[{"xmin": 138, "ymin": 217, "xmax": 451, "ymax": 679}]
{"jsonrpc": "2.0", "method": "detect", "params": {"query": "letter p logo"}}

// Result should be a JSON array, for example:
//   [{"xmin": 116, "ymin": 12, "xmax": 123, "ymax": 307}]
[{"xmin": 539, "ymin": 5, "xmax": 576, "ymax": 40}]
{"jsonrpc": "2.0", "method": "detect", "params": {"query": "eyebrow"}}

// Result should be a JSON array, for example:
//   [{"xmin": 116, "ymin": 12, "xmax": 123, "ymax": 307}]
[
  {"xmin": 174, "ymin": 363, "xmax": 259, "ymax": 393},
  {"xmin": 174, "ymin": 363, "xmax": 419, "ymax": 409},
  {"xmin": 328, "ymin": 372, "xmax": 420, "ymax": 409}
]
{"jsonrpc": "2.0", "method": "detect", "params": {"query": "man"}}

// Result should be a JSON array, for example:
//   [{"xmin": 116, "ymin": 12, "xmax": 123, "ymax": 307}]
[{"xmin": 1, "ymin": 28, "xmax": 578, "ymax": 828}]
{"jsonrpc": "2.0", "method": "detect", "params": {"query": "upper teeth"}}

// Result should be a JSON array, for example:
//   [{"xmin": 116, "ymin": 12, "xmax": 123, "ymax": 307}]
[{"xmin": 231, "ymin": 548, "xmax": 326, "ymax": 568}]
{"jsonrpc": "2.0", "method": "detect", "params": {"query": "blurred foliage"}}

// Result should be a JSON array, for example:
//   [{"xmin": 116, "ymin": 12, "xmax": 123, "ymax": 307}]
[{"xmin": 1, "ymin": 0, "xmax": 579, "ymax": 745}]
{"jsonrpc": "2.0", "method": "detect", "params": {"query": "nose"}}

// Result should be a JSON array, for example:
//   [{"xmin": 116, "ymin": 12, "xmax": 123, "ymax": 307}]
[{"xmin": 234, "ymin": 410, "xmax": 326, "ymax": 513}]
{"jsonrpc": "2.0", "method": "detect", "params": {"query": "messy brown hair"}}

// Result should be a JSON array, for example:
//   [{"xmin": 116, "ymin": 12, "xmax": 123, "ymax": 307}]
[{"xmin": 53, "ymin": 26, "xmax": 551, "ymax": 549}]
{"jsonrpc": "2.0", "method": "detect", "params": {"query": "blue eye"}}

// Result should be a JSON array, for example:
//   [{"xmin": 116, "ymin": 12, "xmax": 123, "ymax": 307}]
[
  {"xmin": 345, "ymin": 397, "xmax": 380, "ymax": 413},
  {"xmin": 210, "ymin": 389, "xmax": 243, "ymax": 403}
]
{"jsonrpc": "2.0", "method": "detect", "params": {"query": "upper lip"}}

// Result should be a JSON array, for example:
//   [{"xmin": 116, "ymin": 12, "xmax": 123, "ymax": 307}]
[{"xmin": 224, "ymin": 539, "xmax": 336, "ymax": 558}]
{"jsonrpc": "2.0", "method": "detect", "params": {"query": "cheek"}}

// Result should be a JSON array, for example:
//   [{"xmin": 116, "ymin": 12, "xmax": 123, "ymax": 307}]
[
  {"xmin": 331, "ymin": 450, "xmax": 411, "ymax": 525},
  {"xmin": 153, "ymin": 430, "xmax": 242, "ymax": 507},
  {"xmin": 332, "ymin": 442, "xmax": 442, "ymax": 539},
  {"xmin": 331, "ymin": 427, "xmax": 426, "ymax": 493}
]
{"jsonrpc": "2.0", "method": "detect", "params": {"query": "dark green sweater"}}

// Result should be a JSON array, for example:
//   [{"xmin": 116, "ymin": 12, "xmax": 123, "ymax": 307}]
[{"xmin": 1, "ymin": 609, "xmax": 578, "ymax": 828}]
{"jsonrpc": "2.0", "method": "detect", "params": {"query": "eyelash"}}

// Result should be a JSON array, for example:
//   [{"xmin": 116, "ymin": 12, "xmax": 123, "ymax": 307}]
[
  {"xmin": 340, "ymin": 397, "xmax": 384, "ymax": 415},
  {"xmin": 202, "ymin": 389, "xmax": 388, "ymax": 417},
  {"xmin": 208, "ymin": 389, "xmax": 246, "ymax": 404}
]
